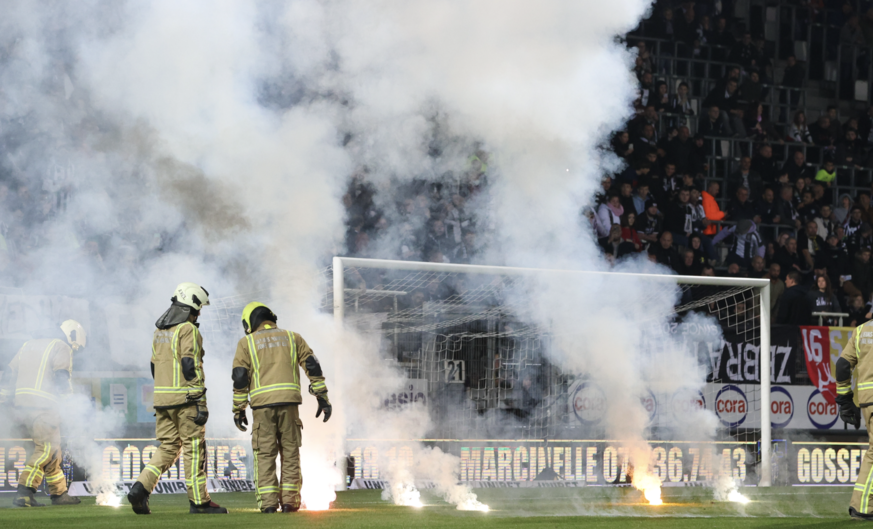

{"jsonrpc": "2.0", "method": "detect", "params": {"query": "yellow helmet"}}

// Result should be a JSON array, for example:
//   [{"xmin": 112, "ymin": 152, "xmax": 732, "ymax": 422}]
[
  {"xmin": 241, "ymin": 302, "xmax": 277, "ymax": 334},
  {"xmin": 60, "ymin": 320, "xmax": 87, "ymax": 351}
]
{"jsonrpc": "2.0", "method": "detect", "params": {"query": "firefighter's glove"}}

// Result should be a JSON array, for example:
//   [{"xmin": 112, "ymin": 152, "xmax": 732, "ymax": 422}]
[
  {"xmin": 836, "ymin": 393, "xmax": 861, "ymax": 430},
  {"xmin": 316, "ymin": 396, "xmax": 332, "ymax": 423},
  {"xmin": 233, "ymin": 411, "xmax": 248, "ymax": 432},
  {"xmin": 191, "ymin": 404, "xmax": 209, "ymax": 426}
]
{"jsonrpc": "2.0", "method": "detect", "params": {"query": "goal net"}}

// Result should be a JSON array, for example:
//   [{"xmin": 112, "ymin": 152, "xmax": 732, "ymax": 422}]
[{"xmin": 330, "ymin": 257, "xmax": 772, "ymax": 487}]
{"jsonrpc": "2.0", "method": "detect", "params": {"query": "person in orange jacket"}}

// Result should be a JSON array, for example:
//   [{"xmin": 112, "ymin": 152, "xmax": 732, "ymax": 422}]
[{"xmin": 702, "ymin": 180, "xmax": 726, "ymax": 236}]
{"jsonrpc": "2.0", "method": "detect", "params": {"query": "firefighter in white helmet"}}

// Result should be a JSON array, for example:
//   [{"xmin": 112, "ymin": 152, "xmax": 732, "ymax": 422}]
[
  {"xmin": 127, "ymin": 283, "xmax": 227, "ymax": 515},
  {"xmin": 231, "ymin": 302, "xmax": 332, "ymax": 513},
  {"xmin": 0, "ymin": 320, "xmax": 86, "ymax": 507}
]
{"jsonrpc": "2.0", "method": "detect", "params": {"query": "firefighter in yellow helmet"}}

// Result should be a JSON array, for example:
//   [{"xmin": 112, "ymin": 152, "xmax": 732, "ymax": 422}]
[
  {"xmin": 0, "ymin": 320, "xmax": 86, "ymax": 507},
  {"xmin": 837, "ymin": 321, "xmax": 873, "ymax": 520},
  {"xmin": 127, "ymin": 283, "xmax": 227, "ymax": 515},
  {"xmin": 231, "ymin": 302, "xmax": 331, "ymax": 513}
]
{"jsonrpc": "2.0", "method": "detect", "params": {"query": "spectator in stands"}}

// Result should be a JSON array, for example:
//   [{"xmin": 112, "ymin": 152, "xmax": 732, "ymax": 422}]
[
  {"xmin": 636, "ymin": 41, "xmax": 653, "ymax": 74},
  {"xmin": 650, "ymin": 231, "xmax": 682, "ymax": 270},
  {"xmin": 768, "ymin": 263, "xmax": 785, "ymax": 317},
  {"xmin": 619, "ymin": 182, "xmax": 635, "ymax": 214},
  {"xmin": 713, "ymin": 219, "xmax": 765, "ymax": 268},
  {"xmin": 788, "ymin": 111, "xmax": 814, "ymax": 144},
  {"xmin": 776, "ymin": 271, "xmax": 810, "ymax": 324},
  {"xmin": 453, "ymin": 231, "xmax": 477, "ymax": 264},
  {"xmin": 631, "ymin": 105, "xmax": 659, "ymax": 140},
  {"xmin": 596, "ymin": 193, "xmax": 624, "ymax": 241},
  {"xmin": 620, "ymin": 212, "xmax": 642, "ymax": 253},
  {"xmin": 798, "ymin": 219, "xmax": 825, "ymax": 270},
  {"xmin": 849, "ymin": 248, "xmax": 873, "ymax": 302},
  {"xmin": 775, "ymin": 237, "xmax": 808, "ymax": 279},
  {"xmin": 653, "ymin": 7, "xmax": 676, "ymax": 41},
  {"xmin": 424, "ymin": 219, "xmax": 456, "ymax": 260},
  {"xmin": 729, "ymin": 32, "xmax": 758, "ymax": 69},
  {"xmin": 782, "ymin": 149, "xmax": 814, "ymax": 181},
  {"xmin": 818, "ymin": 233, "xmax": 849, "ymax": 289},
  {"xmin": 836, "ymin": 129, "xmax": 866, "ymax": 167},
  {"xmin": 664, "ymin": 187, "xmax": 696, "ymax": 245},
  {"xmin": 639, "ymin": 73, "xmax": 655, "ymax": 107},
  {"xmin": 637, "ymin": 199, "xmax": 662, "ymax": 250},
  {"xmin": 633, "ymin": 183, "xmax": 650, "ymax": 215},
  {"xmin": 798, "ymin": 190, "xmax": 821, "ymax": 222},
  {"xmin": 653, "ymin": 81, "xmax": 671, "ymax": 113},
  {"xmin": 636, "ymin": 124, "xmax": 658, "ymax": 152},
  {"xmin": 612, "ymin": 131, "xmax": 634, "ymax": 160},
  {"xmin": 807, "ymin": 274, "xmax": 842, "ymax": 325},
  {"xmin": 809, "ymin": 115, "xmax": 836, "ymax": 148},
  {"xmin": 835, "ymin": 193, "xmax": 854, "ymax": 224},
  {"xmin": 847, "ymin": 295, "xmax": 869, "ymax": 327},
  {"xmin": 781, "ymin": 55, "xmax": 806, "ymax": 89},
  {"xmin": 751, "ymin": 144, "xmax": 779, "ymax": 183},
  {"xmin": 601, "ymin": 224, "xmax": 630, "ymax": 259},
  {"xmin": 668, "ymin": 82, "xmax": 695, "ymax": 120},
  {"xmin": 745, "ymin": 102, "xmax": 780, "ymax": 142},
  {"xmin": 701, "ymin": 181, "xmax": 724, "ymax": 236},
  {"xmin": 711, "ymin": 17, "xmax": 735, "ymax": 49},
  {"xmin": 740, "ymin": 71, "xmax": 764, "ymax": 103},
  {"xmin": 727, "ymin": 186, "xmax": 758, "ymax": 221},
  {"xmin": 757, "ymin": 187, "xmax": 780, "ymax": 224},
  {"xmin": 675, "ymin": 3, "xmax": 700, "ymax": 46},
  {"xmin": 667, "ymin": 126, "xmax": 694, "ymax": 174},
  {"xmin": 699, "ymin": 105, "xmax": 729, "ymax": 138},
  {"xmin": 776, "ymin": 185, "xmax": 802, "ymax": 229},
  {"xmin": 750, "ymin": 255, "xmax": 767, "ymax": 277},
  {"xmin": 847, "ymin": 222, "xmax": 873, "ymax": 259},
  {"xmin": 688, "ymin": 233, "xmax": 709, "ymax": 267},
  {"xmin": 703, "ymin": 79, "xmax": 745, "ymax": 137},
  {"xmin": 859, "ymin": 193, "xmax": 873, "ymax": 224},
  {"xmin": 827, "ymin": 106, "xmax": 844, "ymax": 138},
  {"xmin": 618, "ymin": 159, "xmax": 652, "ymax": 185},
  {"xmin": 816, "ymin": 204, "xmax": 836, "ymax": 238},
  {"xmin": 845, "ymin": 206, "xmax": 865, "ymax": 237},
  {"xmin": 675, "ymin": 249, "xmax": 701, "ymax": 275},
  {"xmin": 728, "ymin": 156, "xmax": 763, "ymax": 197}
]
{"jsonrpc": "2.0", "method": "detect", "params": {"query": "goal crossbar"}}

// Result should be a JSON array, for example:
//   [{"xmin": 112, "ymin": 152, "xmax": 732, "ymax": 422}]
[{"xmin": 332, "ymin": 256, "xmax": 772, "ymax": 486}]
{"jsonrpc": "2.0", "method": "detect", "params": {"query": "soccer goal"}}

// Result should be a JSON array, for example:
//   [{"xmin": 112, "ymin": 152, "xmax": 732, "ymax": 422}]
[{"xmin": 331, "ymin": 257, "xmax": 772, "ymax": 487}]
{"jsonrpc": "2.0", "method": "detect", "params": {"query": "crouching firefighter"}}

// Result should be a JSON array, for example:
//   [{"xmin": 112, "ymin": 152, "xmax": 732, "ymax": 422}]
[
  {"xmin": 231, "ymin": 302, "xmax": 332, "ymax": 514},
  {"xmin": 0, "ymin": 320, "xmax": 86, "ymax": 507},
  {"xmin": 127, "ymin": 283, "xmax": 227, "ymax": 515},
  {"xmin": 837, "ymin": 320, "xmax": 873, "ymax": 520}
]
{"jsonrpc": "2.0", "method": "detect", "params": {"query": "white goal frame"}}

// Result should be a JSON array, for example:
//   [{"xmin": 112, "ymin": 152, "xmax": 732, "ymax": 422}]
[{"xmin": 332, "ymin": 256, "xmax": 773, "ymax": 486}]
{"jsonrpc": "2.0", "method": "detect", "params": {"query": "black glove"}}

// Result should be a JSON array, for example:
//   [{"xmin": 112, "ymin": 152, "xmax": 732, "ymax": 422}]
[
  {"xmin": 191, "ymin": 404, "xmax": 209, "ymax": 426},
  {"xmin": 836, "ymin": 393, "xmax": 861, "ymax": 429},
  {"xmin": 234, "ymin": 411, "xmax": 248, "ymax": 432},
  {"xmin": 316, "ymin": 396, "xmax": 332, "ymax": 423}
]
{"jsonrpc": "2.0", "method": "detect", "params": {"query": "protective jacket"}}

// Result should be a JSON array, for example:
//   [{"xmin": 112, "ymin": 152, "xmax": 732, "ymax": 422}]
[
  {"xmin": 838, "ymin": 322, "xmax": 873, "ymax": 407},
  {"xmin": 231, "ymin": 322, "xmax": 328, "ymax": 412},
  {"xmin": 1, "ymin": 339, "xmax": 72, "ymax": 408},
  {"xmin": 152, "ymin": 322, "xmax": 207, "ymax": 409}
]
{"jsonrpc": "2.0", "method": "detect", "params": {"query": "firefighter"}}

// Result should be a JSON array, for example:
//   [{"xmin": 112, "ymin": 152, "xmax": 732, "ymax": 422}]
[
  {"xmin": 837, "ymin": 321, "xmax": 873, "ymax": 520},
  {"xmin": 127, "ymin": 283, "xmax": 227, "ymax": 515},
  {"xmin": 231, "ymin": 302, "xmax": 332, "ymax": 514},
  {"xmin": 0, "ymin": 320, "xmax": 86, "ymax": 507}
]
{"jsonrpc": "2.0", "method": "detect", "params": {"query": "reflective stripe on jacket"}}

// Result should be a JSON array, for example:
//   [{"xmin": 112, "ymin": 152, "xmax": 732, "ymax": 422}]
[
  {"xmin": 152, "ymin": 322, "xmax": 206, "ymax": 408},
  {"xmin": 4, "ymin": 339, "xmax": 72, "ymax": 408},
  {"xmin": 232, "ymin": 323, "xmax": 327, "ymax": 412}
]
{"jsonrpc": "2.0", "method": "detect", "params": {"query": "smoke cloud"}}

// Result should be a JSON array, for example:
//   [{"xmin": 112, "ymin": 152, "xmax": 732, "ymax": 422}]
[{"xmin": 0, "ymin": 0, "xmax": 741, "ymax": 512}]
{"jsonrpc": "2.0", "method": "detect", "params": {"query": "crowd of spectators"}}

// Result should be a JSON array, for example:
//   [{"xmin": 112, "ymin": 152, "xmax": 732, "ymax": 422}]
[{"xmin": 600, "ymin": 0, "xmax": 873, "ymax": 327}]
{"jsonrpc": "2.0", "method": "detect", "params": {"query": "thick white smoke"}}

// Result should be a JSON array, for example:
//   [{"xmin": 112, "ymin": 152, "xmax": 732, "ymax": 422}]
[{"xmin": 0, "ymin": 0, "xmax": 735, "ymax": 512}]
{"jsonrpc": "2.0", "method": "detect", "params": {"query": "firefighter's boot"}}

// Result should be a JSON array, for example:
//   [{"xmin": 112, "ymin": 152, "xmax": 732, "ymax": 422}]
[
  {"xmin": 282, "ymin": 503, "xmax": 300, "ymax": 513},
  {"xmin": 851, "ymin": 507, "xmax": 873, "ymax": 521},
  {"xmin": 13, "ymin": 485, "xmax": 44, "ymax": 507},
  {"xmin": 189, "ymin": 500, "xmax": 228, "ymax": 514},
  {"xmin": 50, "ymin": 492, "xmax": 81, "ymax": 505},
  {"xmin": 263, "ymin": 506, "xmax": 277, "ymax": 513},
  {"xmin": 127, "ymin": 481, "xmax": 151, "ymax": 515}
]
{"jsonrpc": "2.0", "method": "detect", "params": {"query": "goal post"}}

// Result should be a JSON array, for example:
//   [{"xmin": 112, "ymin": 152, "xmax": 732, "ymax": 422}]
[{"xmin": 332, "ymin": 256, "xmax": 772, "ymax": 487}]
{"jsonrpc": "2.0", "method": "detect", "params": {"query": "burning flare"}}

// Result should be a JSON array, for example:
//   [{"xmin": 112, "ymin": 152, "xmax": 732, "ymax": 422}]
[
  {"xmin": 727, "ymin": 490, "xmax": 750, "ymax": 504},
  {"xmin": 300, "ymin": 449, "xmax": 339, "ymax": 511},
  {"xmin": 385, "ymin": 483, "xmax": 424, "ymax": 508},
  {"xmin": 633, "ymin": 473, "xmax": 663, "ymax": 506},
  {"xmin": 456, "ymin": 497, "xmax": 489, "ymax": 512},
  {"xmin": 96, "ymin": 488, "xmax": 122, "ymax": 508}
]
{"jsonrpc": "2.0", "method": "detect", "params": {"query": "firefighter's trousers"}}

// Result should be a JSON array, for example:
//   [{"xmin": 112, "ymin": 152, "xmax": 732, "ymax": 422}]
[
  {"xmin": 17, "ymin": 410, "xmax": 67, "ymax": 495},
  {"xmin": 252, "ymin": 405, "xmax": 303, "ymax": 511},
  {"xmin": 853, "ymin": 407, "xmax": 873, "ymax": 512},
  {"xmin": 135, "ymin": 405, "xmax": 210, "ymax": 505}
]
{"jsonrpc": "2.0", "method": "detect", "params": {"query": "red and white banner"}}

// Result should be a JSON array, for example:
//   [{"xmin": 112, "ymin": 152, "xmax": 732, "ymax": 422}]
[{"xmin": 800, "ymin": 327, "xmax": 836, "ymax": 405}]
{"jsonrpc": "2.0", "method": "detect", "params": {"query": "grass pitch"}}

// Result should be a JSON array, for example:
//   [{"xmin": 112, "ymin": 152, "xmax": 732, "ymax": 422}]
[{"xmin": 0, "ymin": 486, "xmax": 857, "ymax": 528}]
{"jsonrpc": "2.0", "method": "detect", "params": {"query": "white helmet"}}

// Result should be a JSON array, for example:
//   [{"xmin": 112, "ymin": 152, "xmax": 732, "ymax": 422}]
[
  {"xmin": 60, "ymin": 320, "xmax": 87, "ymax": 351},
  {"xmin": 173, "ymin": 282, "xmax": 210, "ymax": 310}
]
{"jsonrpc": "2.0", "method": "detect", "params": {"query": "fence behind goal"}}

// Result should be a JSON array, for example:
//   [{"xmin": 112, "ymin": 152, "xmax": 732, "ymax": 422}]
[{"xmin": 330, "ymin": 257, "xmax": 773, "ymax": 486}]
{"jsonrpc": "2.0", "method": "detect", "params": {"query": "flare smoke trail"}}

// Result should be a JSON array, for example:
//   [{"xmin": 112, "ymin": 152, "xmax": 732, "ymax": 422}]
[{"xmin": 0, "ymin": 0, "xmax": 730, "ymax": 511}]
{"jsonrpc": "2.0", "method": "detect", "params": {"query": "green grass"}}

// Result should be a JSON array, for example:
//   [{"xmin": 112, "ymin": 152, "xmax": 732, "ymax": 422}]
[{"xmin": 0, "ymin": 487, "xmax": 860, "ymax": 528}]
